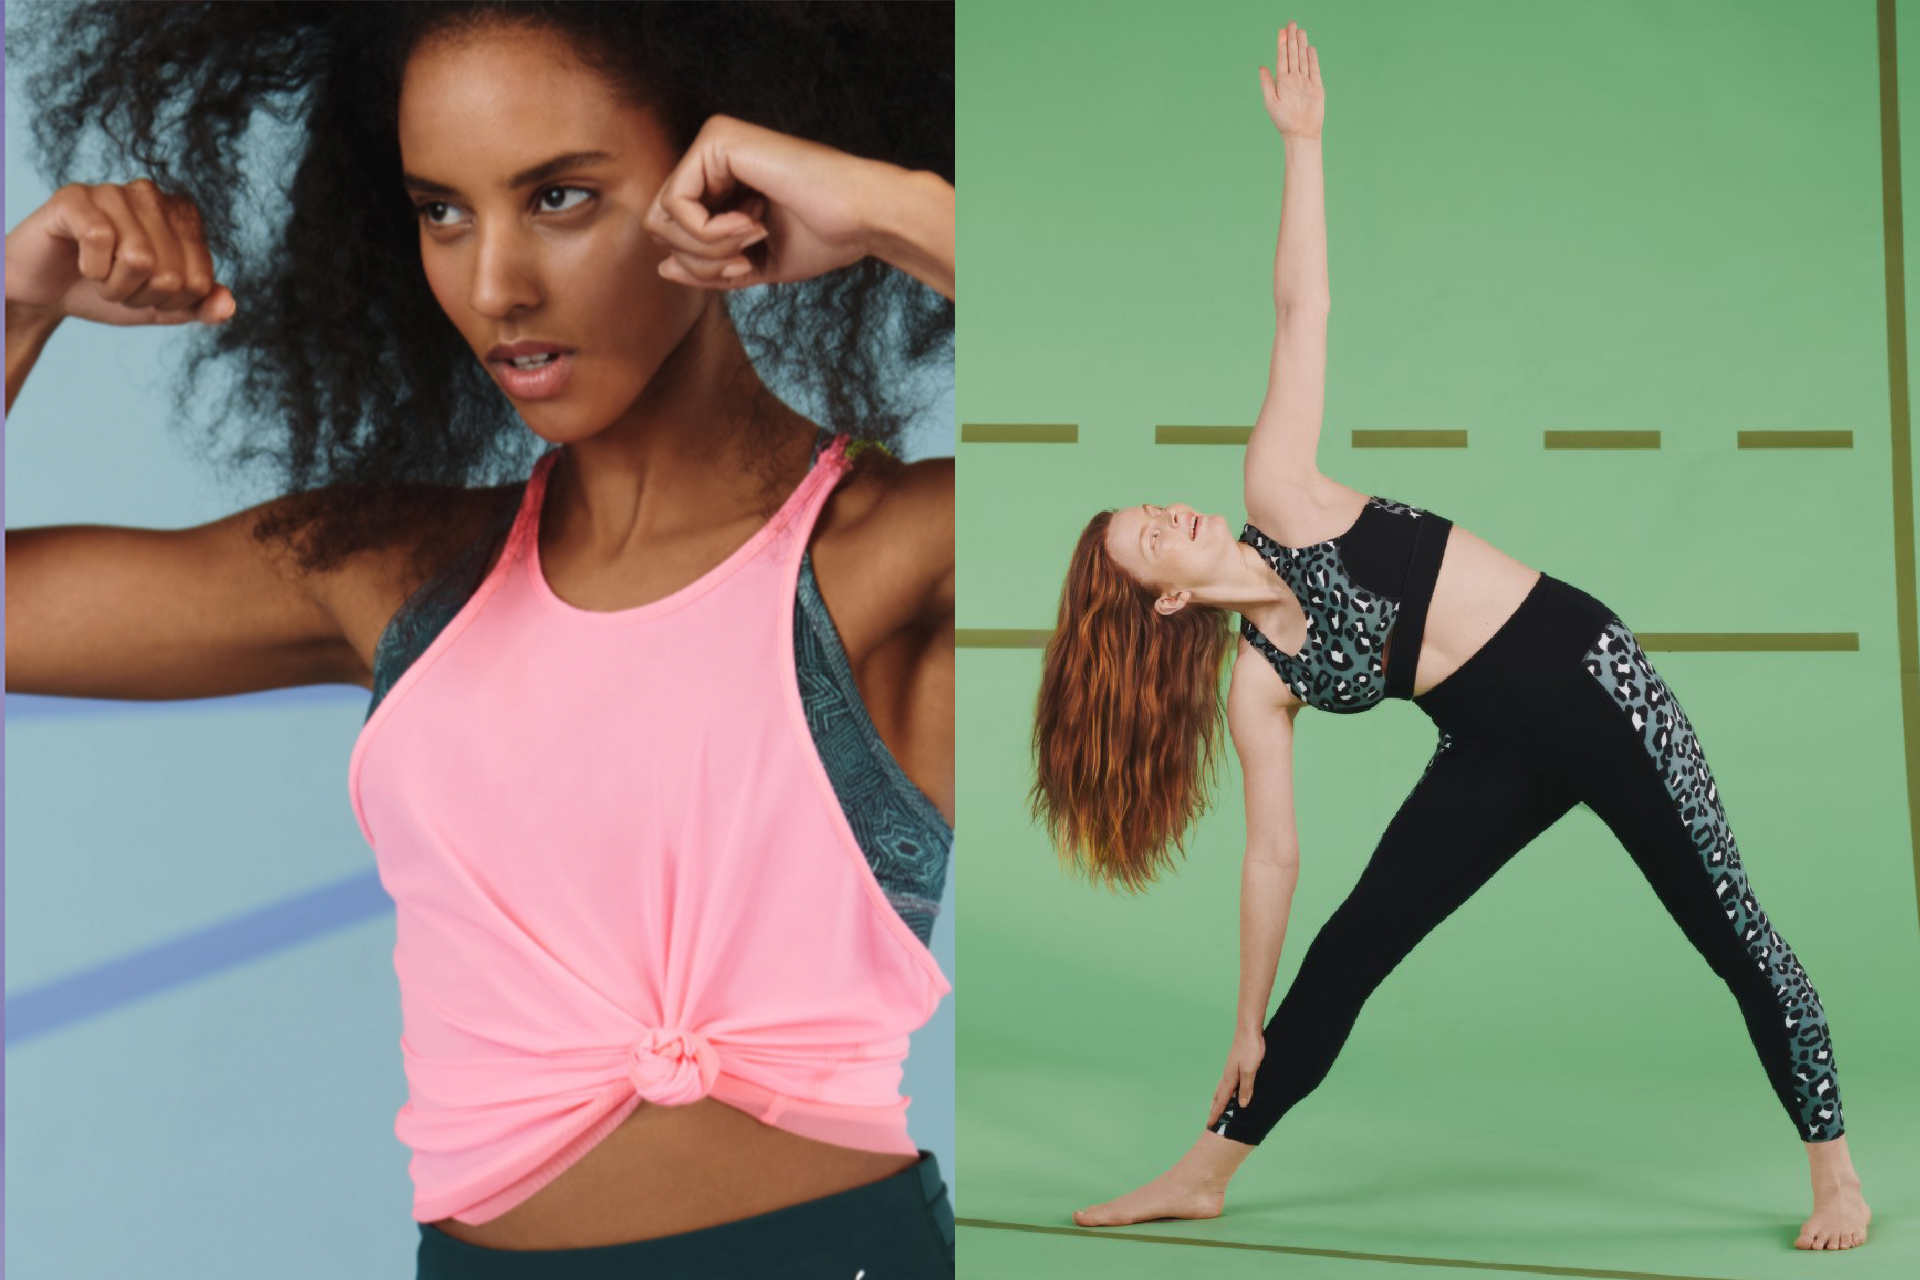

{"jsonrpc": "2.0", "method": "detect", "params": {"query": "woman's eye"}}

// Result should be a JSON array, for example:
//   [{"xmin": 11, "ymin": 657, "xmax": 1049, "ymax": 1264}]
[
  {"xmin": 413, "ymin": 189, "xmax": 588, "ymax": 228},
  {"xmin": 537, "ymin": 186, "xmax": 592, "ymax": 213}
]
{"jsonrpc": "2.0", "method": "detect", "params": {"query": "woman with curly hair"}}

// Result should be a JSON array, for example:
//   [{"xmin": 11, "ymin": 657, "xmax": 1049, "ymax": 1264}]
[
  {"xmin": 1031, "ymin": 21, "xmax": 1868, "ymax": 1252},
  {"xmin": 5, "ymin": 1, "xmax": 955, "ymax": 1273}
]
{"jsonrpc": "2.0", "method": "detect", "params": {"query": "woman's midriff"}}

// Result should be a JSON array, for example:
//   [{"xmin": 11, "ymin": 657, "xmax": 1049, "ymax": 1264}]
[
  {"xmin": 1396, "ymin": 522, "xmax": 1544, "ymax": 701},
  {"xmin": 428, "ymin": 1098, "xmax": 919, "ymax": 1250}
]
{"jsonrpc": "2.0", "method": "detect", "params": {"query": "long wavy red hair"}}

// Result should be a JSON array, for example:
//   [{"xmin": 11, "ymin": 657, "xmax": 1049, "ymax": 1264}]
[{"xmin": 1029, "ymin": 509, "xmax": 1234, "ymax": 892}]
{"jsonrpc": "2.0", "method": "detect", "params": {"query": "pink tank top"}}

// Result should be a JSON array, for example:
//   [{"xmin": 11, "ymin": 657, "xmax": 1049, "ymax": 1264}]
[{"xmin": 347, "ymin": 435, "xmax": 952, "ymax": 1225}]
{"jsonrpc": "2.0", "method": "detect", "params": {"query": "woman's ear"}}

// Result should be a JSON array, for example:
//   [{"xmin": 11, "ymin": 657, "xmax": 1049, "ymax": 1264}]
[{"xmin": 1154, "ymin": 589, "xmax": 1192, "ymax": 617}]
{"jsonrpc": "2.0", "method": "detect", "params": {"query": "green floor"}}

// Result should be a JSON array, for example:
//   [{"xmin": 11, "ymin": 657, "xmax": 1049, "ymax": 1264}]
[
  {"xmin": 956, "ymin": 0, "xmax": 1920, "ymax": 1275},
  {"xmin": 958, "ymin": 651, "xmax": 1919, "ymax": 1277},
  {"xmin": 960, "ymin": 1065, "xmax": 1918, "ymax": 1277}
]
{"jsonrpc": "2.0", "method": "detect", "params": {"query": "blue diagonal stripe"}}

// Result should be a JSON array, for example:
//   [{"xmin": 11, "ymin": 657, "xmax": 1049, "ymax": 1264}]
[
  {"xmin": 5, "ymin": 869, "xmax": 392, "ymax": 1048},
  {"xmin": 4, "ymin": 685, "xmax": 363, "ymax": 721}
]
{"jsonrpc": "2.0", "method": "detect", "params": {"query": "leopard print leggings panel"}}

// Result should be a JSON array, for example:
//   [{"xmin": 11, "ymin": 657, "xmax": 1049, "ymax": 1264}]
[{"xmin": 1211, "ymin": 571, "xmax": 1844, "ymax": 1147}]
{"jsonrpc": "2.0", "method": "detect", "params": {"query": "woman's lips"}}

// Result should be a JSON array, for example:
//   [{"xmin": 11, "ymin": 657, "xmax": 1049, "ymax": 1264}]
[{"xmin": 492, "ymin": 351, "xmax": 573, "ymax": 401}]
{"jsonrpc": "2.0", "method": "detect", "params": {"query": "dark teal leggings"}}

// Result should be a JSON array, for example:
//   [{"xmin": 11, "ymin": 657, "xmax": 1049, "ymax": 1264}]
[{"xmin": 415, "ymin": 1151, "xmax": 954, "ymax": 1278}]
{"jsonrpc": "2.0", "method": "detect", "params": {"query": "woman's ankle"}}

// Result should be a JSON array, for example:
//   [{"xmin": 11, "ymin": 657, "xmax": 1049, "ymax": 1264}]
[
  {"xmin": 1183, "ymin": 1131, "xmax": 1254, "ymax": 1191},
  {"xmin": 1805, "ymin": 1136, "xmax": 1861, "ymax": 1190}
]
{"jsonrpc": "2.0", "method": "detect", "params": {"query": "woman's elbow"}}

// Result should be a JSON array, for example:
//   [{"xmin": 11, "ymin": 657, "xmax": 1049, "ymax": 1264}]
[{"xmin": 1245, "ymin": 843, "xmax": 1301, "ymax": 874}]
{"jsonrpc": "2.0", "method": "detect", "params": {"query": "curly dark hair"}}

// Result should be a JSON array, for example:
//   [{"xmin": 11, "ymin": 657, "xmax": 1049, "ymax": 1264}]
[{"xmin": 6, "ymin": 0, "xmax": 953, "ymax": 580}]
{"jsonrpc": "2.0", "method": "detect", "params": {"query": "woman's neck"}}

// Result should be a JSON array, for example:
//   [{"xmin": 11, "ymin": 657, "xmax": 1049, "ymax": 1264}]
[
  {"xmin": 547, "ymin": 300, "xmax": 819, "ymax": 550},
  {"xmin": 1193, "ymin": 543, "xmax": 1296, "ymax": 627}
]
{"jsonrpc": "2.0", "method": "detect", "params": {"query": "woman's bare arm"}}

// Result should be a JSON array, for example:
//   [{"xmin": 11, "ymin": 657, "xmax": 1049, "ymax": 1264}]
[
  {"xmin": 862, "ymin": 167, "xmax": 954, "ymax": 301},
  {"xmin": 6, "ymin": 182, "xmax": 365, "ymax": 701},
  {"xmin": 810, "ymin": 455, "xmax": 954, "ymax": 822},
  {"xmin": 1244, "ymin": 23, "xmax": 1330, "ymax": 513},
  {"xmin": 6, "ymin": 302, "xmax": 63, "ymax": 414},
  {"xmin": 645, "ymin": 115, "xmax": 954, "ymax": 301},
  {"xmin": 6, "ymin": 499, "xmax": 368, "ymax": 701},
  {"xmin": 1207, "ymin": 646, "xmax": 1305, "ymax": 1125},
  {"xmin": 1227, "ymin": 651, "xmax": 1304, "ymax": 1033},
  {"xmin": 862, "ymin": 456, "xmax": 953, "ymax": 822}
]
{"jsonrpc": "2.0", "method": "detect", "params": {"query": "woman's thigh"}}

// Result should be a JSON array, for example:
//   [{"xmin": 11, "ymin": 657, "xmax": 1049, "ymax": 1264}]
[
  {"xmin": 1211, "ymin": 726, "xmax": 1580, "ymax": 1144},
  {"xmin": 1305, "ymin": 727, "xmax": 1581, "ymax": 988}
]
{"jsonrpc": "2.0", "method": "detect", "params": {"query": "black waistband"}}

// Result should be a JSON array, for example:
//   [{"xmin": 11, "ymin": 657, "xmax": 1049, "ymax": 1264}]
[
  {"xmin": 1411, "ymin": 571, "xmax": 1617, "ymax": 741},
  {"xmin": 1383, "ymin": 514, "xmax": 1453, "ymax": 701}
]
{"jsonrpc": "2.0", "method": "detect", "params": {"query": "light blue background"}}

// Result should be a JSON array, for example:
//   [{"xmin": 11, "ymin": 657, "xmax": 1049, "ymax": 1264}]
[{"xmin": 1, "ymin": 16, "xmax": 955, "ymax": 1274}]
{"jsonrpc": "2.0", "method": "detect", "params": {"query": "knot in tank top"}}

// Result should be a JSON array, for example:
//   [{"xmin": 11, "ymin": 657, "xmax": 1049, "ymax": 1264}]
[
  {"xmin": 1239, "ymin": 494, "xmax": 1453, "ymax": 713},
  {"xmin": 347, "ymin": 435, "xmax": 951, "ymax": 1225}
]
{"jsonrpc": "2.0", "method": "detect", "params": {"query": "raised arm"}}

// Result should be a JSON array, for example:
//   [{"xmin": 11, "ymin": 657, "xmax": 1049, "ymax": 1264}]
[
  {"xmin": 1207, "ymin": 645, "xmax": 1305, "ymax": 1128},
  {"xmin": 644, "ymin": 114, "xmax": 954, "ymax": 301},
  {"xmin": 1243, "ymin": 22, "xmax": 1330, "ymax": 515},
  {"xmin": 5, "ymin": 180, "xmax": 365, "ymax": 701},
  {"xmin": 6, "ymin": 501, "xmax": 370, "ymax": 700}
]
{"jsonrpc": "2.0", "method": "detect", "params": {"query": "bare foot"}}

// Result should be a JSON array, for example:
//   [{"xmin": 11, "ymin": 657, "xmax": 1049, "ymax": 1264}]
[
  {"xmin": 1072, "ymin": 1131, "xmax": 1251, "ymax": 1228},
  {"xmin": 1795, "ymin": 1178, "xmax": 1870, "ymax": 1250},
  {"xmin": 1074, "ymin": 1170, "xmax": 1223, "ymax": 1227},
  {"xmin": 1796, "ymin": 1135, "xmax": 1870, "ymax": 1250}
]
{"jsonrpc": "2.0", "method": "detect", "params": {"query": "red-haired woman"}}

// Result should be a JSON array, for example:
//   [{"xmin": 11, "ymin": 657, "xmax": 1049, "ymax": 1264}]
[{"xmin": 1031, "ymin": 21, "xmax": 1869, "ymax": 1252}]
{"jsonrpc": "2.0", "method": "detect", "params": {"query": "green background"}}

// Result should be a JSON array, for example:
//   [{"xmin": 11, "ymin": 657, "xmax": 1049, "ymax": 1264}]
[{"xmin": 956, "ymin": 2, "xmax": 1920, "ymax": 1277}]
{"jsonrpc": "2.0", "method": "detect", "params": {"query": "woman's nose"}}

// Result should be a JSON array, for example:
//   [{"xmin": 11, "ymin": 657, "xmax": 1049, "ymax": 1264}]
[{"xmin": 468, "ymin": 227, "xmax": 542, "ymax": 318}]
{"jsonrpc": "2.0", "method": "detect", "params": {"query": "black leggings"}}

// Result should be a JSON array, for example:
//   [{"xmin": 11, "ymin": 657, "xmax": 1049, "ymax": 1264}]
[{"xmin": 1213, "ymin": 571, "xmax": 1844, "ymax": 1147}]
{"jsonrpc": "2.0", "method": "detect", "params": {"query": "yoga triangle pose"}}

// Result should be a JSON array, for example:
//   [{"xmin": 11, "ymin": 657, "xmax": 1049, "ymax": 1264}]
[{"xmin": 1029, "ymin": 20, "xmax": 1870, "ymax": 1254}]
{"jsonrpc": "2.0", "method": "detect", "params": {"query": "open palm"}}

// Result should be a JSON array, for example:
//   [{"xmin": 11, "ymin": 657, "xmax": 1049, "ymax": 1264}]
[{"xmin": 1259, "ymin": 21, "xmax": 1325, "ymax": 140}]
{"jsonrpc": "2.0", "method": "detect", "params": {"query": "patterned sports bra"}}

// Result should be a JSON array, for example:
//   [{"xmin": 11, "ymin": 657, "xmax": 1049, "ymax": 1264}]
[{"xmin": 1239, "ymin": 494, "xmax": 1454, "ymax": 714}]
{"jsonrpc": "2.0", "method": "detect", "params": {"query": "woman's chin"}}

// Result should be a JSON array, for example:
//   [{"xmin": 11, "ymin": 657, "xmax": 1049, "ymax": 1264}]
[
  {"xmin": 507, "ymin": 401, "xmax": 607, "ymax": 446},
  {"xmin": 497, "ymin": 364, "xmax": 692, "ymax": 445}
]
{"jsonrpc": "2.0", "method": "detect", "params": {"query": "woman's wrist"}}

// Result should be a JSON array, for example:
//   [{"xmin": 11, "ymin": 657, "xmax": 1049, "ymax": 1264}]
[
  {"xmin": 6, "ymin": 298, "xmax": 65, "ymax": 370},
  {"xmin": 858, "ymin": 163, "xmax": 955, "ymax": 300},
  {"xmin": 1234, "ymin": 1000, "xmax": 1270, "ymax": 1036},
  {"xmin": 6, "ymin": 299, "xmax": 64, "ymax": 415},
  {"xmin": 6, "ymin": 296, "xmax": 66, "ymax": 336}
]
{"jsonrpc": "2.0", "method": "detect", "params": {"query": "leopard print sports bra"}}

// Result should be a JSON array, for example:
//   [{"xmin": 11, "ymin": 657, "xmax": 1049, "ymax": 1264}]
[{"xmin": 1239, "ymin": 494, "xmax": 1453, "ymax": 714}]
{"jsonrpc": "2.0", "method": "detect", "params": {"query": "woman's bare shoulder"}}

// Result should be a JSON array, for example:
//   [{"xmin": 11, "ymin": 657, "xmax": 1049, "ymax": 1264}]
[
  {"xmin": 815, "ymin": 452, "xmax": 952, "ymax": 565},
  {"xmin": 825, "ymin": 450, "xmax": 950, "ymax": 515},
  {"xmin": 807, "ymin": 450, "xmax": 952, "ymax": 656},
  {"xmin": 1243, "ymin": 467, "xmax": 1367, "ymax": 545},
  {"xmin": 1229, "ymin": 637, "xmax": 1305, "ymax": 716},
  {"xmin": 315, "ymin": 479, "xmax": 526, "ymax": 690}
]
